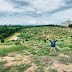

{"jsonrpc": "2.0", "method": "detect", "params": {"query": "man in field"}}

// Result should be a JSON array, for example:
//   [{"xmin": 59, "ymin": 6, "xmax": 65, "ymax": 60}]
[{"xmin": 49, "ymin": 40, "xmax": 57, "ymax": 55}]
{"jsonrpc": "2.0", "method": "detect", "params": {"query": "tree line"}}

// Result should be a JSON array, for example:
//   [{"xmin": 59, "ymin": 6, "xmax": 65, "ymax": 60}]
[{"xmin": 0, "ymin": 25, "xmax": 24, "ymax": 40}]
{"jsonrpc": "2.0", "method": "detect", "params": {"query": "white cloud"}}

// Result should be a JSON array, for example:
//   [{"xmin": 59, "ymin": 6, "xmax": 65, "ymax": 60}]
[
  {"xmin": 0, "ymin": 0, "xmax": 14, "ymax": 12},
  {"xmin": 31, "ymin": 0, "xmax": 63, "ymax": 13},
  {"xmin": 28, "ymin": 20, "xmax": 37, "ymax": 24},
  {"xmin": 0, "ymin": 0, "xmax": 72, "ymax": 25}
]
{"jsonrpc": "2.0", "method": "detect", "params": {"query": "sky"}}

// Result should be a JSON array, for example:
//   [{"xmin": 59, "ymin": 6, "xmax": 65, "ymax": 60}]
[{"xmin": 0, "ymin": 0, "xmax": 72, "ymax": 25}]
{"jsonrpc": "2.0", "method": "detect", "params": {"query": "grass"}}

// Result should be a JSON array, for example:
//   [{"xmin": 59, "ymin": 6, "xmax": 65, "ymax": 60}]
[
  {"xmin": 57, "ymin": 42, "xmax": 68, "ymax": 48},
  {"xmin": 19, "ymin": 51, "xmax": 30, "ymax": 55},
  {"xmin": 68, "ymin": 45, "xmax": 72, "ymax": 48},
  {"xmin": 60, "ymin": 48, "xmax": 71, "ymax": 54},
  {"xmin": 0, "ymin": 61, "xmax": 7, "ymax": 66},
  {"xmin": 58, "ymin": 57, "xmax": 72, "ymax": 64},
  {"xmin": 31, "ymin": 56, "xmax": 40, "ymax": 66},
  {"xmin": 0, "ymin": 63, "xmax": 31, "ymax": 72},
  {"xmin": 16, "ymin": 63, "xmax": 31, "ymax": 72},
  {"xmin": 9, "ymin": 54, "xmax": 15, "ymax": 57},
  {"xmin": 0, "ymin": 26, "xmax": 71, "ymax": 72},
  {"xmin": 0, "ymin": 45, "xmax": 28, "ymax": 57},
  {"xmin": 28, "ymin": 48, "xmax": 37, "ymax": 55},
  {"xmin": 0, "ymin": 66, "xmax": 10, "ymax": 72},
  {"xmin": 0, "ymin": 61, "xmax": 10, "ymax": 72},
  {"xmin": 48, "ymin": 68, "xmax": 58, "ymax": 72}
]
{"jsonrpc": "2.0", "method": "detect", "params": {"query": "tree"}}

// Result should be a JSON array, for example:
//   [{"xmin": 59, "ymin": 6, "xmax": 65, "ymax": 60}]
[
  {"xmin": 1, "ymin": 39, "xmax": 4, "ymax": 43},
  {"xmin": 0, "ymin": 35, "xmax": 4, "ymax": 39},
  {"xmin": 69, "ymin": 24, "xmax": 72, "ymax": 42},
  {"xmin": 69, "ymin": 24, "xmax": 72, "ymax": 28}
]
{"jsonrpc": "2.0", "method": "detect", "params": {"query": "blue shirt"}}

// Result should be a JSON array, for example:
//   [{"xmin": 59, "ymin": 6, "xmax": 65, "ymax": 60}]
[{"xmin": 49, "ymin": 40, "xmax": 57, "ymax": 47}]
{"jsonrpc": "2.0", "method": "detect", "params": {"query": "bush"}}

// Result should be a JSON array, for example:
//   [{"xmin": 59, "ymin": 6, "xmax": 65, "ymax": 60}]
[
  {"xmin": 47, "ymin": 38, "xmax": 48, "ymax": 40},
  {"xmin": 43, "ymin": 39, "xmax": 46, "ymax": 42},
  {"xmin": 0, "ymin": 35, "xmax": 4, "ymax": 39},
  {"xmin": 1, "ymin": 39, "xmax": 4, "ymax": 43},
  {"xmin": 69, "ymin": 24, "xmax": 72, "ymax": 28},
  {"xmin": 61, "ymin": 40, "xmax": 64, "ymax": 42},
  {"xmin": 1, "ymin": 33, "xmax": 7, "ymax": 37},
  {"xmin": 25, "ymin": 38, "xmax": 29, "ymax": 41},
  {"xmin": 23, "ymin": 41, "xmax": 24, "ymax": 43},
  {"xmin": 15, "ymin": 41, "xmax": 21, "ymax": 45}
]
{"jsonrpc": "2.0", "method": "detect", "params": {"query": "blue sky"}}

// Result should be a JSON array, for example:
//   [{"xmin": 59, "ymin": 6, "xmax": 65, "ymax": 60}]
[{"xmin": 0, "ymin": 0, "xmax": 72, "ymax": 25}]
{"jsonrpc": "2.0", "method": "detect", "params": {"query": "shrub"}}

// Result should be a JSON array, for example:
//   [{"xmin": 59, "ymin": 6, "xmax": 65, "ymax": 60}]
[
  {"xmin": 61, "ymin": 40, "xmax": 64, "ymax": 42},
  {"xmin": 69, "ymin": 24, "xmax": 72, "ymax": 28},
  {"xmin": 0, "ymin": 35, "xmax": 4, "ymax": 39},
  {"xmin": 25, "ymin": 38, "xmax": 29, "ymax": 41},
  {"xmin": 43, "ymin": 39, "xmax": 46, "ymax": 42},
  {"xmin": 1, "ymin": 39, "xmax": 4, "ymax": 43},
  {"xmin": 47, "ymin": 38, "xmax": 48, "ymax": 40},
  {"xmin": 23, "ymin": 41, "xmax": 24, "ymax": 43},
  {"xmin": 1, "ymin": 33, "xmax": 7, "ymax": 37},
  {"xmin": 15, "ymin": 41, "xmax": 21, "ymax": 45}
]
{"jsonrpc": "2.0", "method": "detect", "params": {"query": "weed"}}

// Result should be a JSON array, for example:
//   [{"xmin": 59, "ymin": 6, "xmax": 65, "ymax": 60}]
[
  {"xmin": 16, "ymin": 63, "xmax": 31, "ymax": 72},
  {"xmin": 48, "ymin": 68, "xmax": 58, "ymax": 72},
  {"xmin": 0, "ymin": 61, "xmax": 7, "ymax": 66},
  {"xmin": 0, "ymin": 45, "xmax": 28, "ymax": 57}
]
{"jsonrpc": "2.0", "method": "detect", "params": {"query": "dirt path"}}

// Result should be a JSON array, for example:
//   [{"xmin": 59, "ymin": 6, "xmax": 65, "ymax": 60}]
[{"xmin": 7, "ymin": 33, "xmax": 20, "ymax": 41}]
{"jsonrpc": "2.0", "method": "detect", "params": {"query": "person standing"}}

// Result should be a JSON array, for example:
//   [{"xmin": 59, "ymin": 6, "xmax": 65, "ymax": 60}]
[{"xmin": 49, "ymin": 40, "xmax": 57, "ymax": 55}]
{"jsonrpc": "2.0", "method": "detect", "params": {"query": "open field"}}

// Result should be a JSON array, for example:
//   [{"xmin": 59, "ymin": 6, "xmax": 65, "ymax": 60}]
[{"xmin": 0, "ymin": 26, "xmax": 72, "ymax": 72}]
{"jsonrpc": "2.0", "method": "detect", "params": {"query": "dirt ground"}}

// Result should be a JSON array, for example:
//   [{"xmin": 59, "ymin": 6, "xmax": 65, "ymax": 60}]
[
  {"xmin": 7, "ymin": 33, "xmax": 20, "ymax": 41},
  {"xmin": 0, "ymin": 49, "xmax": 72, "ymax": 72},
  {"xmin": 0, "ymin": 45, "xmax": 12, "ymax": 48}
]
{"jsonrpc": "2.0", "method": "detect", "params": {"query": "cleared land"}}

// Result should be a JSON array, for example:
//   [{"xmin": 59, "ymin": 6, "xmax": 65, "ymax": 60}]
[{"xmin": 7, "ymin": 33, "xmax": 20, "ymax": 41}]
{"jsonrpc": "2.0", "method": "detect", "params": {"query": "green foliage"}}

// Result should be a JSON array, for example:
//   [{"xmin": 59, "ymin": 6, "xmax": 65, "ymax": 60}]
[
  {"xmin": 0, "ymin": 45, "xmax": 28, "ymax": 57},
  {"xmin": 48, "ymin": 68, "xmax": 58, "ymax": 72},
  {"xmin": 68, "ymin": 45, "xmax": 72, "ymax": 48},
  {"xmin": 31, "ymin": 56, "xmax": 40, "ymax": 66},
  {"xmin": 0, "ymin": 35, "xmax": 4, "ymax": 39},
  {"xmin": 0, "ymin": 61, "xmax": 7, "ymax": 66},
  {"xmin": 18, "ymin": 34, "xmax": 33, "ymax": 39},
  {"xmin": 28, "ymin": 48, "xmax": 37, "ymax": 55},
  {"xmin": 1, "ymin": 39, "xmax": 4, "ymax": 43},
  {"xmin": 59, "ymin": 57, "xmax": 72, "ymax": 64},
  {"xmin": 0, "ymin": 25, "xmax": 24, "ymax": 39},
  {"xmin": 69, "ymin": 24, "xmax": 72, "ymax": 28},
  {"xmin": 15, "ymin": 41, "xmax": 21, "ymax": 45},
  {"xmin": 61, "ymin": 48, "xmax": 71, "ymax": 54},
  {"xmin": 37, "ymin": 47, "xmax": 50, "ymax": 56},
  {"xmin": 16, "ymin": 64, "xmax": 31, "ymax": 72},
  {"xmin": 0, "ymin": 67, "xmax": 10, "ymax": 72}
]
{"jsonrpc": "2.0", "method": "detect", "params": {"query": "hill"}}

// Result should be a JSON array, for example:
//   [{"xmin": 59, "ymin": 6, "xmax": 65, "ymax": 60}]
[{"xmin": 0, "ymin": 26, "xmax": 72, "ymax": 72}]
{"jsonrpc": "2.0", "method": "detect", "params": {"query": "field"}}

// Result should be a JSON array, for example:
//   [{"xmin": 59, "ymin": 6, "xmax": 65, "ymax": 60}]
[{"xmin": 0, "ymin": 26, "xmax": 72, "ymax": 72}]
